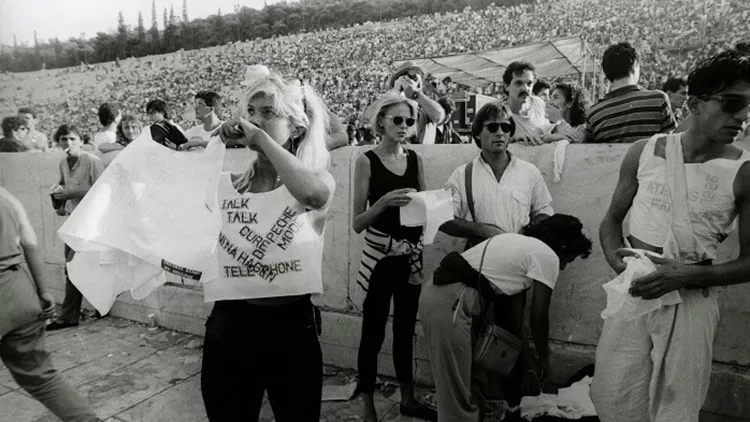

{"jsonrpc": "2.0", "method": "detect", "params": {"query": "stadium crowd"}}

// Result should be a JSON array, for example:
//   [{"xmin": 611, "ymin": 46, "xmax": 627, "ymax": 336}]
[{"xmin": 0, "ymin": 0, "xmax": 747, "ymax": 146}]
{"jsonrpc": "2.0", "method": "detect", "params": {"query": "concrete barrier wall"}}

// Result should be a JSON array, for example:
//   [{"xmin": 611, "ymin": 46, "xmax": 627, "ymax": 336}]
[{"xmin": 2, "ymin": 143, "xmax": 750, "ymax": 418}]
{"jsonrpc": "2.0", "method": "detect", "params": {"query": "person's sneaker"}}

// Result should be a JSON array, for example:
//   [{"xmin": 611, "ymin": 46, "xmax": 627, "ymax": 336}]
[
  {"xmin": 400, "ymin": 402, "xmax": 438, "ymax": 421},
  {"xmin": 46, "ymin": 321, "xmax": 79, "ymax": 331}
]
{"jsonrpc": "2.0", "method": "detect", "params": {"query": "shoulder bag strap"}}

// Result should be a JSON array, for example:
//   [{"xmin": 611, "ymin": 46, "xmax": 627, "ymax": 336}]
[
  {"xmin": 464, "ymin": 161, "xmax": 477, "ymax": 222},
  {"xmin": 476, "ymin": 237, "xmax": 493, "ymax": 323}
]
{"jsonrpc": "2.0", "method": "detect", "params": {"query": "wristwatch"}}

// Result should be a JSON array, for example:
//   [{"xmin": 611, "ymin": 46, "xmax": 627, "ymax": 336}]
[{"xmin": 411, "ymin": 91, "xmax": 420, "ymax": 100}]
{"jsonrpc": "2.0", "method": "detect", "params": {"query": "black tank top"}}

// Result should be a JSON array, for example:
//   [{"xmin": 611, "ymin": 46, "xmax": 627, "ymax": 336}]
[{"xmin": 365, "ymin": 149, "xmax": 422, "ymax": 243}]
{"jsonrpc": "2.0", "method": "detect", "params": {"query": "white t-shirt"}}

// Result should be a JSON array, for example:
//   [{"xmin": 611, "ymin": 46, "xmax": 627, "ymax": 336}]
[
  {"xmin": 185, "ymin": 121, "xmax": 224, "ymax": 144},
  {"xmin": 93, "ymin": 131, "xmax": 116, "ymax": 149},
  {"xmin": 509, "ymin": 96, "xmax": 555, "ymax": 138},
  {"xmin": 460, "ymin": 233, "xmax": 559, "ymax": 295}
]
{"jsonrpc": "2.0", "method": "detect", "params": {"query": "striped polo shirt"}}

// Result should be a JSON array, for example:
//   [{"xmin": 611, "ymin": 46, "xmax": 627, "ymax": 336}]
[{"xmin": 586, "ymin": 85, "xmax": 676, "ymax": 143}]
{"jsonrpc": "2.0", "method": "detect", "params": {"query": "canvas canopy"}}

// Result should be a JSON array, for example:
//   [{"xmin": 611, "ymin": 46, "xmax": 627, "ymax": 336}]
[{"xmin": 393, "ymin": 36, "xmax": 590, "ymax": 89}]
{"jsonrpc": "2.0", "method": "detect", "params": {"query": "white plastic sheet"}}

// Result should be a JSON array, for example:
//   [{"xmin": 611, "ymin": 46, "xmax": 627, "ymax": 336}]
[
  {"xmin": 399, "ymin": 189, "xmax": 453, "ymax": 244},
  {"xmin": 57, "ymin": 133, "xmax": 226, "ymax": 314},
  {"xmin": 600, "ymin": 249, "xmax": 682, "ymax": 321}
]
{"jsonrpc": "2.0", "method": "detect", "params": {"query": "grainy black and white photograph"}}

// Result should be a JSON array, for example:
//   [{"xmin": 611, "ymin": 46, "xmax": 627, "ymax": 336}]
[{"xmin": 0, "ymin": 0, "xmax": 749, "ymax": 421}]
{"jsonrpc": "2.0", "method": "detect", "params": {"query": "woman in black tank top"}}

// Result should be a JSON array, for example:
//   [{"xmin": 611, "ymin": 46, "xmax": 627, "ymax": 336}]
[{"xmin": 352, "ymin": 92, "xmax": 436, "ymax": 421}]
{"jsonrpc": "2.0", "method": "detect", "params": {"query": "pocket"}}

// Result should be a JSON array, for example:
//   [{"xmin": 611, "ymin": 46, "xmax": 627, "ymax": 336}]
[{"xmin": 511, "ymin": 189, "xmax": 530, "ymax": 207}]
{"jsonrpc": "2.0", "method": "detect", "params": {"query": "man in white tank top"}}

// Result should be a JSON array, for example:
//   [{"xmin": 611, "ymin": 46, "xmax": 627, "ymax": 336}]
[{"xmin": 593, "ymin": 51, "xmax": 750, "ymax": 422}]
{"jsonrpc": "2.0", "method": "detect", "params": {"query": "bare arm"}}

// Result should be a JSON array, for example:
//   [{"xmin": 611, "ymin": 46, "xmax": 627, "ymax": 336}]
[
  {"xmin": 439, "ymin": 218, "xmax": 503, "ymax": 239},
  {"xmin": 529, "ymin": 281, "xmax": 553, "ymax": 371},
  {"xmin": 415, "ymin": 92, "xmax": 445, "ymax": 125},
  {"xmin": 98, "ymin": 142, "xmax": 124, "ymax": 153},
  {"xmin": 1, "ymin": 189, "xmax": 50, "ymax": 296},
  {"xmin": 239, "ymin": 119, "xmax": 333, "ymax": 210},
  {"xmin": 352, "ymin": 154, "xmax": 384, "ymax": 233},
  {"xmin": 600, "ymin": 140, "xmax": 648, "ymax": 273}
]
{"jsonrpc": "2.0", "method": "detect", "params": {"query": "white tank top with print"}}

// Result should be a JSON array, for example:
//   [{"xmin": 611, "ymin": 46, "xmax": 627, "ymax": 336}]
[
  {"xmin": 202, "ymin": 173, "xmax": 324, "ymax": 301},
  {"xmin": 629, "ymin": 135, "xmax": 750, "ymax": 263}
]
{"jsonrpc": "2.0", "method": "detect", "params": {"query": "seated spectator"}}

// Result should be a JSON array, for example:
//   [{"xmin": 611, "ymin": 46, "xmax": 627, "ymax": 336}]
[
  {"xmin": 0, "ymin": 117, "xmax": 30, "ymax": 153},
  {"xmin": 100, "ymin": 114, "xmax": 143, "ymax": 166},
  {"xmin": 93, "ymin": 103, "xmax": 121, "ymax": 150},
  {"xmin": 662, "ymin": 76, "xmax": 688, "ymax": 122},
  {"xmin": 182, "ymin": 91, "xmax": 225, "ymax": 150},
  {"xmin": 533, "ymin": 79, "xmax": 552, "ymax": 103},
  {"xmin": 17, "ymin": 107, "xmax": 48, "ymax": 152},
  {"xmin": 146, "ymin": 99, "xmax": 188, "ymax": 149},
  {"xmin": 550, "ymin": 83, "xmax": 592, "ymax": 143},
  {"xmin": 586, "ymin": 42, "xmax": 676, "ymax": 143}
]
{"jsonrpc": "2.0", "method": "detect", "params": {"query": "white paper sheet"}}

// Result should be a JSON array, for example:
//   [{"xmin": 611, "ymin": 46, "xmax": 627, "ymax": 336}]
[{"xmin": 399, "ymin": 189, "xmax": 453, "ymax": 244}]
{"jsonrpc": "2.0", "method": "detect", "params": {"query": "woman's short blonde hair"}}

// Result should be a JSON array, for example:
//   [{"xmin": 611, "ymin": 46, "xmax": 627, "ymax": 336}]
[{"xmin": 368, "ymin": 91, "xmax": 419, "ymax": 138}]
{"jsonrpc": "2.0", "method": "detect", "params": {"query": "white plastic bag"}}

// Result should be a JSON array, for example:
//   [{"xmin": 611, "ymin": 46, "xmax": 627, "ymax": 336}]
[
  {"xmin": 57, "ymin": 133, "xmax": 226, "ymax": 314},
  {"xmin": 600, "ymin": 249, "xmax": 682, "ymax": 321}
]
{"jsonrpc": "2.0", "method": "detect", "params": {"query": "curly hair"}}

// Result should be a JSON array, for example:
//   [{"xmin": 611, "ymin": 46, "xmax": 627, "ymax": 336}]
[
  {"xmin": 523, "ymin": 214, "xmax": 592, "ymax": 260},
  {"xmin": 688, "ymin": 49, "xmax": 750, "ymax": 98},
  {"xmin": 554, "ymin": 83, "xmax": 592, "ymax": 127},
  {"xmin": 1, "ymin": 116, "xmax": 26, "ymax": 137},
  {"xmin": 602, "ymin": 42, "xmax": 639, "ymax": 82}
]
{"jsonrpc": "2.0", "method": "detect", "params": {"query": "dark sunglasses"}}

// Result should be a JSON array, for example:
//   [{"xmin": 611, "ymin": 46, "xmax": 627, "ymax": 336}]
[
  {"xmin": 702, "ymin": 96, "xmax": 750, "ymax": 114},
  {"xmin": 484, "ymin": 122, "xmax": 514, "ymax": 134},
  {"xmin": 385, "ymin": 115, "xmax": 416, "ymax": 127}
]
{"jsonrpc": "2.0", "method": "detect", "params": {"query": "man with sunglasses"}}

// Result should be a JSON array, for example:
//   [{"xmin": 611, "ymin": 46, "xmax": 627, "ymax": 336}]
[
  {"xmin": 592, "ymin": 50, "xmax": 750, "ymax": 422},
  {"xmin": 0, "ymin": 116, "xmax": 31, "ymax": 153},
  {"xmin": 386, "ymin": 61, "xmax": 445, "ymax": 145}
]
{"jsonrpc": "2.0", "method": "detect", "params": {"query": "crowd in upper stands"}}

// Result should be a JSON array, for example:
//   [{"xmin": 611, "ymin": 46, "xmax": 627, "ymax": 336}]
[{"xmin": 0, "ymin": 0, "xmax": 748, "ymax": 149}]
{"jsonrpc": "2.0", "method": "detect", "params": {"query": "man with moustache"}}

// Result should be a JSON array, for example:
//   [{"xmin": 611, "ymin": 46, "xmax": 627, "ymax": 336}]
[{"xmin": 502, "ymin": 62, "xmax": 569, "ymax": 146}]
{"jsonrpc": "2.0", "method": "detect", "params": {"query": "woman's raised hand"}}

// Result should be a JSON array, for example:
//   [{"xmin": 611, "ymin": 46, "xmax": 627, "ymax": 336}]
[
  {"xmin": 213, "ymin": 116, "xmax": 261, "ymax": 148},
  {"xmin": 376, "ymin": 188, "xmax": 416, "ymax": 208}
]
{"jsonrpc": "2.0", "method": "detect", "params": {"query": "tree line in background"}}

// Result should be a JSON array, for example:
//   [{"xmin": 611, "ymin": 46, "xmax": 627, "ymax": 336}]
[{"xmin": 0, "ymin": 0, "xmax": 532, "ymax": 73}]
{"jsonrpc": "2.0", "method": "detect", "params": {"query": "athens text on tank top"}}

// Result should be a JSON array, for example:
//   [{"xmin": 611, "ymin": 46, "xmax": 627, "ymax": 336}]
[
  {"xmin": 202, "ymin": 173, "xmax": 324, "ymax": 301},
  {"xmin": 629, "ymin": 134, "xmax": 750, "ymax": 263}
]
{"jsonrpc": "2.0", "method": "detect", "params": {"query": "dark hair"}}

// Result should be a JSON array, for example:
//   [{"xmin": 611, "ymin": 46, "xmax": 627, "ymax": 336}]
[
  {"xmin": 554, "ymin": 83, "xmax": 591, "ymax": 127},
  {"xmin": 688, "ymin": 50, "xmax": 750, "ymax": 98},
  {"xmin": 523, "ymin": 214, "xmax": 592, "ymax": 260},
  {"xmin": 17, "ymin": 107, "xmax": 37, "ymax": 118},
  {"xmin": 2, "ymin": 116, "xmax": 26, "ymax": 137},
  {"xmin": 442, "ymin": 76, "xmax": 453, "ymax": 84},
  {"xmin": 602, "ymin": 42, "xmax": 639, "ymax": 82},
  {"xmin": 195, "ymin": 91, "xmax": 222, "ymax": 107},
  {"xmin": 53, "ymin": 124, "xmax": 83, "ymax": 143},
  {"xmin": 116, "ymin": 114, "xmax": 142, "ymax": 144},
  {"xmin": 503, "ymin": 61, "xmax": 536, "ymax": 86},
  {"xmin": 662, "ymin": 77, "xmax": 687, "ymax": 94},
  {"xmin": 736, "ymin": 42, "xmax": 750, "ymax": 56},
  {"xmin": 533, "ymin": 79, "xmax": 552, "ymax": 95},
  {"xmin": 471, "ymin": 101, "xmax": 515, "ymax": 147},
  {"xmin": 97, "ymin": 103, "xmax": 119, "ymax": 126},
  {"xmin": 146, "ymin": 99, "xmax": 171, "ymax": 120}
]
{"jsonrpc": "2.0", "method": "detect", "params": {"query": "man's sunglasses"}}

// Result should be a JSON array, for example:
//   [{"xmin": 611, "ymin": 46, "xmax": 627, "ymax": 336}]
[
  {"xmin": 702, "ymin": 96, "xmax": 750, "ymax": 114},
  {"xmin": 484, "ymin": 122, "xmax": 514, "ymax": 134},
  {"xmin": 385, "ymin": 115, "xmax": 416, "ymax": 127}
]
